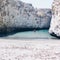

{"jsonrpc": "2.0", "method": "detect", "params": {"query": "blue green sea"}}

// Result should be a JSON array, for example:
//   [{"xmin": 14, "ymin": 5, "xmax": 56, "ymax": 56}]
[{"xmin": 6, "ymin": 30, "xmax": 56, "ymax": 39}]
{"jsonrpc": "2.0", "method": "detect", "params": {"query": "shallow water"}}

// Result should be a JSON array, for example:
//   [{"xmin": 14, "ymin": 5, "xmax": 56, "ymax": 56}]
[{"xmin": 6, "ymin": 30, "xmax": 56, "ymax": 39}]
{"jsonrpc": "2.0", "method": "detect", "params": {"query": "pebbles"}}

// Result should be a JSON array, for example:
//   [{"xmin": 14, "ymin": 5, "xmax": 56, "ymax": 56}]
[{"xmin": 0, "ymin": 40, "xmax": 60, "ymax": 60}]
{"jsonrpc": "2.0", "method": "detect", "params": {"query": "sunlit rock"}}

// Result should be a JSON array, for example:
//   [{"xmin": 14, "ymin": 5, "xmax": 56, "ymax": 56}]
[
  {"xmin": 49, "ymin": 0, "xmax": 60, "ymax": 38},
  {"xmin": 0, "ymin": 0, "xmax": 52, "ymax": 33}
]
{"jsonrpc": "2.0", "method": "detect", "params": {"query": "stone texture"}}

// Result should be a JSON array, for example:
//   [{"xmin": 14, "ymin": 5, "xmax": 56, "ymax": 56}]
[
  {"xmin": 0, "ymin": 40, "xmax": 60, "ymax": 60},
  {"xmin": 0, "ymin": 0, "xmax": 52, "ymax": 33},
  {"xmin": 49, "ymin": 0, "xmax": 60, "ymax": 38}
]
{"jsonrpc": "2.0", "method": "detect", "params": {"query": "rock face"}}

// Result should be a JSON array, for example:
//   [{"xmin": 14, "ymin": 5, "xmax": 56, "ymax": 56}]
[
  {"xmin": 0, "ymin": 0, "xmax": 52, "ymax": 33},
  {"xmin": 49, "ymin": 0, "xmax": 60, "ymax": 38}
]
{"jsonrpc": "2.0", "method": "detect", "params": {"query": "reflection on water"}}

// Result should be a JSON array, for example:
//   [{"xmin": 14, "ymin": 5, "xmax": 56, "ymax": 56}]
[{"xmin": 6, "ymin": 30, "xmax": 56, "ymax": 39}]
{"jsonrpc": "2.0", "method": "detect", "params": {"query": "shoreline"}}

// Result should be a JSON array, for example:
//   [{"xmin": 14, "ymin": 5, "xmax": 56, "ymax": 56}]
[{"xmin": 0, "ymin": 38, "xmax": 60, "ymax": 42}]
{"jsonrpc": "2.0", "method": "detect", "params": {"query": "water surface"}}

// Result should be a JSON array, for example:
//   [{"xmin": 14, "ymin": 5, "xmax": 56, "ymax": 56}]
[{"xmin": 6, "ymin": 30, "xmax": 56, "ymax": 39}]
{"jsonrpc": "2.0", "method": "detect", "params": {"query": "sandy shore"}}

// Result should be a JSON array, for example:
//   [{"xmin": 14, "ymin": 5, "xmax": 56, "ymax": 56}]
[{"xmin": 0, "ymin": 39, "xmax": 60, "ymax": 60}]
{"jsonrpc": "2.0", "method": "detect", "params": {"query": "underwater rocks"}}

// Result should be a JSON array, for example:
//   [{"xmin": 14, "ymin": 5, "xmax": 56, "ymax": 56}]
[
  {"xmin": 49, "ymin": 0, "xmax": 60, "ymax": 38},
  {"xmin": 0, "ymin": 0, "xmax": 52, "ymax": 33}
]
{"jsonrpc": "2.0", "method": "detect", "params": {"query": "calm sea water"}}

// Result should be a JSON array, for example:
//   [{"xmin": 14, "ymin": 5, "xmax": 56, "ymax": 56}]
[{"xmin": 6, "ymin": 30, "xmax": 56, "ymax": 39}]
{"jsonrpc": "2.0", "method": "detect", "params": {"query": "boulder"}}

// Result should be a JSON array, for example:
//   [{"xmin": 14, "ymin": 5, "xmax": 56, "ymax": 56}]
[{"xmin": 49, "ymin": 0, "xmax": 60, "ymax": 38}]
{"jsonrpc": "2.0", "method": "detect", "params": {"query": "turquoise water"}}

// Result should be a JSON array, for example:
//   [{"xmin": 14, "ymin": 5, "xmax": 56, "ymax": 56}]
[{"xmin": 7, "ymin": 30, "xmax": 56, "ymax": 39}]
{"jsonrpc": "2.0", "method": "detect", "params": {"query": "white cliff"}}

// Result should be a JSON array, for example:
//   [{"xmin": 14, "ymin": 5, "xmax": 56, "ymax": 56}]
[
  {"xmin": 49, "ymin": 0, "xmax": 60, "ymax": 38},
  {"xmin": 0, "ymin": 0, "xmax": 52, "ymax": 33}
]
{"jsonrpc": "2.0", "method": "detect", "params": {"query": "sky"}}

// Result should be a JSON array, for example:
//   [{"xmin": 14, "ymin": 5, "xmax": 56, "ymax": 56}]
[{"xmin": 20, "ymin": 0, "xmax": 53, "ymax": 8}]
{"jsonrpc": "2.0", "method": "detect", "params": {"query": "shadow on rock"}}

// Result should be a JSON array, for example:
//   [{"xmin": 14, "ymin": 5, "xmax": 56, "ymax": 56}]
[{"xmin": 0, "ymin": 27, "xmax": 49, "ymax": 37}]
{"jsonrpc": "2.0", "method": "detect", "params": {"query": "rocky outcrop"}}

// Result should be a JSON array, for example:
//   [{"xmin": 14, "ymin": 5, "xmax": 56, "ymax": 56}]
[
  {"xmin": 49, "ymin": 0, "xmax": 60, "ymax": 38},
  {"xmin": 0, "ymin": 0, "xmax": 52, "ymax": 33}
]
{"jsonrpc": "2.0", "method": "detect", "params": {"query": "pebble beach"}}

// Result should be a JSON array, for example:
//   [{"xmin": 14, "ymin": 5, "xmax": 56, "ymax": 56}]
[{"xmin": 0, "ymin": 39, "xmax": 60, "ymax": 60}]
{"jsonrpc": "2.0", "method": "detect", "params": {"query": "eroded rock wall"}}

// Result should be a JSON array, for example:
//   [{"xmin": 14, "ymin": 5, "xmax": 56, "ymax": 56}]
[
  {"xmin": 0, "ymin": 0, "xmax": 52, "ymax": 33},
  {"xmin": 49, "ymin": 0, "xmax": 60, "ymax": 38}
]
